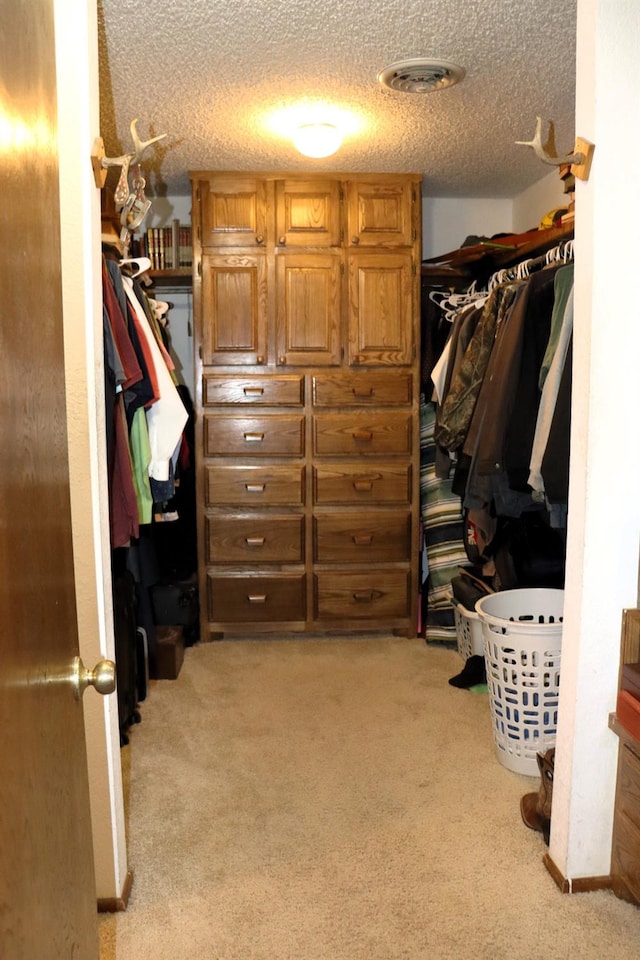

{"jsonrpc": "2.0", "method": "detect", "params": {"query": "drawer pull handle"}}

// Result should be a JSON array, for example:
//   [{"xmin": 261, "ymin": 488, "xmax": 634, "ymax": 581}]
[
  {"xmin": 243, "ymin": 387, "xmax": 264, "ymax": 397},
  {"xmin": 352, "ymin": 534, "xmax": 373, "ymax": 546},
  {"xmin": 245, "ymin": 483, "xmax": 265, "ymax": 493},
  {"xmin": 248, "ymin": 594, "xmax": 267, "ymax": 604},
  {"xmin": 352, "ymin": 387, "xmax": 375, "ymax": 398},
  {"xmin": 245, "ymin": 537, "xmax": 265, "ymax": 546},
  {"xmin": 352, "ymin": 591, "xmax": 374, "ymax": 603},
  {"xmin": 353, "ymin": 480, "xmax": 373, "ymax": 492},
  {"xmin": 244, "ymin": 432, "xmax": 264, "ymax": 442},
  {"xmin": 352, "ymin": 429, "xmax": 373, "ymax": 441}
]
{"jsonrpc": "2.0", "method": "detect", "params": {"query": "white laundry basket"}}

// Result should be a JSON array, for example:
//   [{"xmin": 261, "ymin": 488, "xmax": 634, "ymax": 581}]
[
  {"xmin": 453, "ymin": 602, "xmax": 484, "ymax": 660},
  {"xmin": 475, "ymin": 588, "xmax": 564, "ymax": 775}
]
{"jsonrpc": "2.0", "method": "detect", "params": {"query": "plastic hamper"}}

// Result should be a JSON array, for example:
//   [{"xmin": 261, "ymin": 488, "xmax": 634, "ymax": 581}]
[
  {"xmin": 453, "ymin": 602, "xmax": 484, "ymax": 660},
  {"xmin": 475, "ymin": 588, "xmax": 564, "ymax": 775}
]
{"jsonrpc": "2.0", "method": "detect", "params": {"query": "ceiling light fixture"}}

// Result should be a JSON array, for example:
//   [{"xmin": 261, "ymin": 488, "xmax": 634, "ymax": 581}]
[
  {"xmin": 292, "ymin": 123, "xmax": 342, "ymax": 158},
  {"xmin": 377, "ymin": 58, "xmax": 466, "ymax": 94}
]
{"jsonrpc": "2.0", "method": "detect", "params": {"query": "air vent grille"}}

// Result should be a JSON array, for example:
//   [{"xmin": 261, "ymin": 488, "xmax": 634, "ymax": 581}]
[{"xmin": 378, "ymin": 58, "xmax": 465, "ymax": 94}]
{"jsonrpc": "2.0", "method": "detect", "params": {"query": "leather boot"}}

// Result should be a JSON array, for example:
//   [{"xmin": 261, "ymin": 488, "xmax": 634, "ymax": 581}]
[{"xmin": 520, "ymin": 747, "xmax": 555, "ymax": 844}]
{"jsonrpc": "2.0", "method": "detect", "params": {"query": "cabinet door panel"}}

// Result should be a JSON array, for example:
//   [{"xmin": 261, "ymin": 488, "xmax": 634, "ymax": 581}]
[
  {"xmin": 346, "ymin": 180, "xmax": 414, "ymax": 247},
  {"xmin": 201, "ymin": 255, "xmax": 268, "ymax": 365},
  {"xmin": 276, "ymin": 252, "xmax": 341, "ymax": 366},
  {"xmin": 347, "ymin": 253, "xmax": 414, "ymax": 366},
  {"xmin": 275, "ymin": 179, "xmax": 341, "ymax": 247},
  {"xmin": 205, "ymin": 415, "xmax": 304, "ymax": 456},
  {"xmin": 199, "ymin": 177, "xmax": 268, "ymax": 247}
]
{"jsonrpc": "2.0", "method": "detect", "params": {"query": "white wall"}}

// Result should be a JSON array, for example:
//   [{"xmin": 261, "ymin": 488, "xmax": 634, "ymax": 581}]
[
  {"xmin": 421, "ymin": 196, "xmax": 513, "ymax": 259},
  {"xmin": 549, "ymin": 0, "xmax": 640, "ymax": 881},
  {"xmin": 512, "ymin": 169, "xmax": 569, "ymax": 233}
]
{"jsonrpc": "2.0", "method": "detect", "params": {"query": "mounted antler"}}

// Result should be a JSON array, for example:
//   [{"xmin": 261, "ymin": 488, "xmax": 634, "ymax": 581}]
[
  {"xmin": 516, "ymin": 116, "xmax": 595, "ymax": 181},
  {"xmin": 90, "ymin": 119, "xmax": 167, "ymax": 206},
  {"xmin": 100, "ymin": 118, "xmax": 167, "ymax": 170},
  {"xmin": 516, "ymin": 117, "xmax": 583, "ymax": 166},
  {"xmin": 99, "ymin": 119, "xmax": 167, "ymax": 208}
]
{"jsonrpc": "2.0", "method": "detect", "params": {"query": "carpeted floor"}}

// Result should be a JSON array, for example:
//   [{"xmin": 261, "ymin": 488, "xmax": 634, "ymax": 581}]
[{"xmin": 99, "ymin": 636, "xmax": 640, "ymax": 959}]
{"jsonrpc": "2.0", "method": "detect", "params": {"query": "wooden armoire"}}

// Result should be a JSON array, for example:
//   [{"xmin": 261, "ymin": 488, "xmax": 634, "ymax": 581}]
[{"xmin": 190, "ymin": 171, "xmax": 422, "ymax": 640}]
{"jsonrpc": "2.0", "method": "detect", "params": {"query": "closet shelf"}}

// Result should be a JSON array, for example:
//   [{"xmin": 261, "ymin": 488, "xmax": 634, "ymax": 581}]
[
  {"xmin": 422, "ymin": 224, "xmax": 574, "ymax": 285},
  {"xmin": 149, "ymin": 269, "xmax": 192, "ymax": 288}
]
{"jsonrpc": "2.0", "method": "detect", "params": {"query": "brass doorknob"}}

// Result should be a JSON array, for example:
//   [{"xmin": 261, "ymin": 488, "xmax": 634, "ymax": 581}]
[{"xmin": 71, "ymin": 656, "xmax": 116, "ymax": 700}]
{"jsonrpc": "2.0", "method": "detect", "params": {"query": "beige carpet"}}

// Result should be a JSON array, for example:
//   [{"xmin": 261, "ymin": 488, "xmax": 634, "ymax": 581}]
[{"xmin": 99, "ymin": 636, "xmax": 640, "ymax": 959}]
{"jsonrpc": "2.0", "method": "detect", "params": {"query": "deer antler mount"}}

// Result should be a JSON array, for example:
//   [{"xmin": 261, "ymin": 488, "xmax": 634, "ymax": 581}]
[{"xmin": 516, "ymin": 117, "xmax": 594, "ymax": 181}]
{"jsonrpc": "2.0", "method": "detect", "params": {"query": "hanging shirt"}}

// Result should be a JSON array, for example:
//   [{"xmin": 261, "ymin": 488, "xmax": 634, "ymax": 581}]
[{"xmin": 122, "ymin": 276, "xmax": 188, "ymax": 482}]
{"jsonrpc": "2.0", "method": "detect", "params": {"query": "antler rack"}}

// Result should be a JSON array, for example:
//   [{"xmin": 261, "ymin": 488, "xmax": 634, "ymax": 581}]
[
  {"xmin": 91, "ymin": 118, "xmax": 166, "ymax": 194},
  {"xmin": 516, "ymin": 117, "xmax": 594, "ymax": 181}
]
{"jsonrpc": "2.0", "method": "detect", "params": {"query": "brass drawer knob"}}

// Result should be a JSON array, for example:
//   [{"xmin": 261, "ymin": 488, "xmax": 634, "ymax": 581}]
[{"xmin": 255, "ymin": 235, "xmax": 265, "ymax": 245}]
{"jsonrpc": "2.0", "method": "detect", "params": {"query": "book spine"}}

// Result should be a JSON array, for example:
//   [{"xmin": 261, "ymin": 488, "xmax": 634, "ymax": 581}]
[{"xmin": 172, "ymin": 219, "xmax": 180, "ymax": 271}]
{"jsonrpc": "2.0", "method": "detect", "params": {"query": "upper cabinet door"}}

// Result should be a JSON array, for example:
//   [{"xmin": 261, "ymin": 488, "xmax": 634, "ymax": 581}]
[
  {"xmin": 201, "ymin": 254, "xmax": 268, "ymax": 366},
  {"xmin": 346, "ymin": 179, "xmax": 415, "ymax": 248},
  {"xmin": 347, "ymin": 252, "xmax": 414, "ymax": 366},
  {"xmin": 275, "ymin": 251, "xmax": 342, "ymax": 366},
  {"xmin": 200, "ymin": 178, "xmax": 268, "ymax": 248},
  {"xmin": 275, "ymin": 180, "xmax": 341, "ymax": 247}
]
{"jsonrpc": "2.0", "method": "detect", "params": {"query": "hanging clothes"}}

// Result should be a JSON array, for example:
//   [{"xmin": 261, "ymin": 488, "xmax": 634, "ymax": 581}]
[{"xmin": 419, "ymin": 233, "xmax": 574, "ymax": 639}]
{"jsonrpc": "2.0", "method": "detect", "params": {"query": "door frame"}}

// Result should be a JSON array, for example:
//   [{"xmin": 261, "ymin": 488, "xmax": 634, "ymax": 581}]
[{"xmin": 55, "ymin": 0, "xmax": 129, "ymax": 905}]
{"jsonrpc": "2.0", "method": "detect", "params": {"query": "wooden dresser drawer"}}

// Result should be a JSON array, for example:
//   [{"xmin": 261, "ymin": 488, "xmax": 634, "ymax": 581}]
[
  {"xmin": 619, "ymin": 743, "xmax": 640, "ymax": 833},
  {"xmin": 314, "ymin": 571, "xmax": 409, "ymax": 620},
  {"xmin": 204, "ymin": 375, "xmax": 304, "ymax": 406},
  {"xmin": 207, "ymin": 573, "xmax": 306, "ymax": 622},
  {"xmin": 314, "ymin": 464, "xmax": 411, "ymax": 504},
  {"xmin": 206, "ymin": 514, "xmax": 304, "ymax": 563},
  {"xmin": 206, "ymin": 465, "xmax": 304, "ymax": 505},
  {"xmin": 612, "ymin": 808, "xmax": 640, "ymax": 903},
  {"xmin": 205, "ymin": 415, "xmax": 304, "ymax": 456},
  {"xmin": 314, "ymin": 511, "xmax": 410, "ymax": 562},
  {"xmin": 314, "ymin": 413, "xmax": 412, "ymax": 455},
  {"xmin": 312, "ymin": 373, "xmax": 412, "ymax": 406}
]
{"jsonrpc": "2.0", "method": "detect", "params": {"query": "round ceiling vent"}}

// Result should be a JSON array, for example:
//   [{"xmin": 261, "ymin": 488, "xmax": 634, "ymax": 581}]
[{"xmin": 377, "ymin": 58, "xmax": 466, "ymax": 94}]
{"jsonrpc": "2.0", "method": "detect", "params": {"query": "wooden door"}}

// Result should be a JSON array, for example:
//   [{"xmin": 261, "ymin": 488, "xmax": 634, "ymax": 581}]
[
  {"xmin": 0, "ymin": 1, "xmax": 99, "ymax": 957},
  {"xmin": 199, "ymin": 177, "xmax": 268, "ymax": 248},
  {"xmin": 347, "ymin": 252, "xmax": 415, "ymax": 366},
  {"xmin": 275, "ymin": 179, "xmax": 341, "ymax": 247},
  {"xmin": 275, "ymin": 252, "xmax": 342, "ymax": 365},
  {"xmin": 201, "ymin": 253, "xmax": 269, "ymax": 365},
  {"xmin": 345, "ymin": 179, "xmax": 415, "ymax": 247}
]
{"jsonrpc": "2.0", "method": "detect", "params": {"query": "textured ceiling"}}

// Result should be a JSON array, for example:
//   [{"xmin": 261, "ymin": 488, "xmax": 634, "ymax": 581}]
[{"xmin": 97, "ymin": 0, "xmax": 577, "ymax": 200}]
